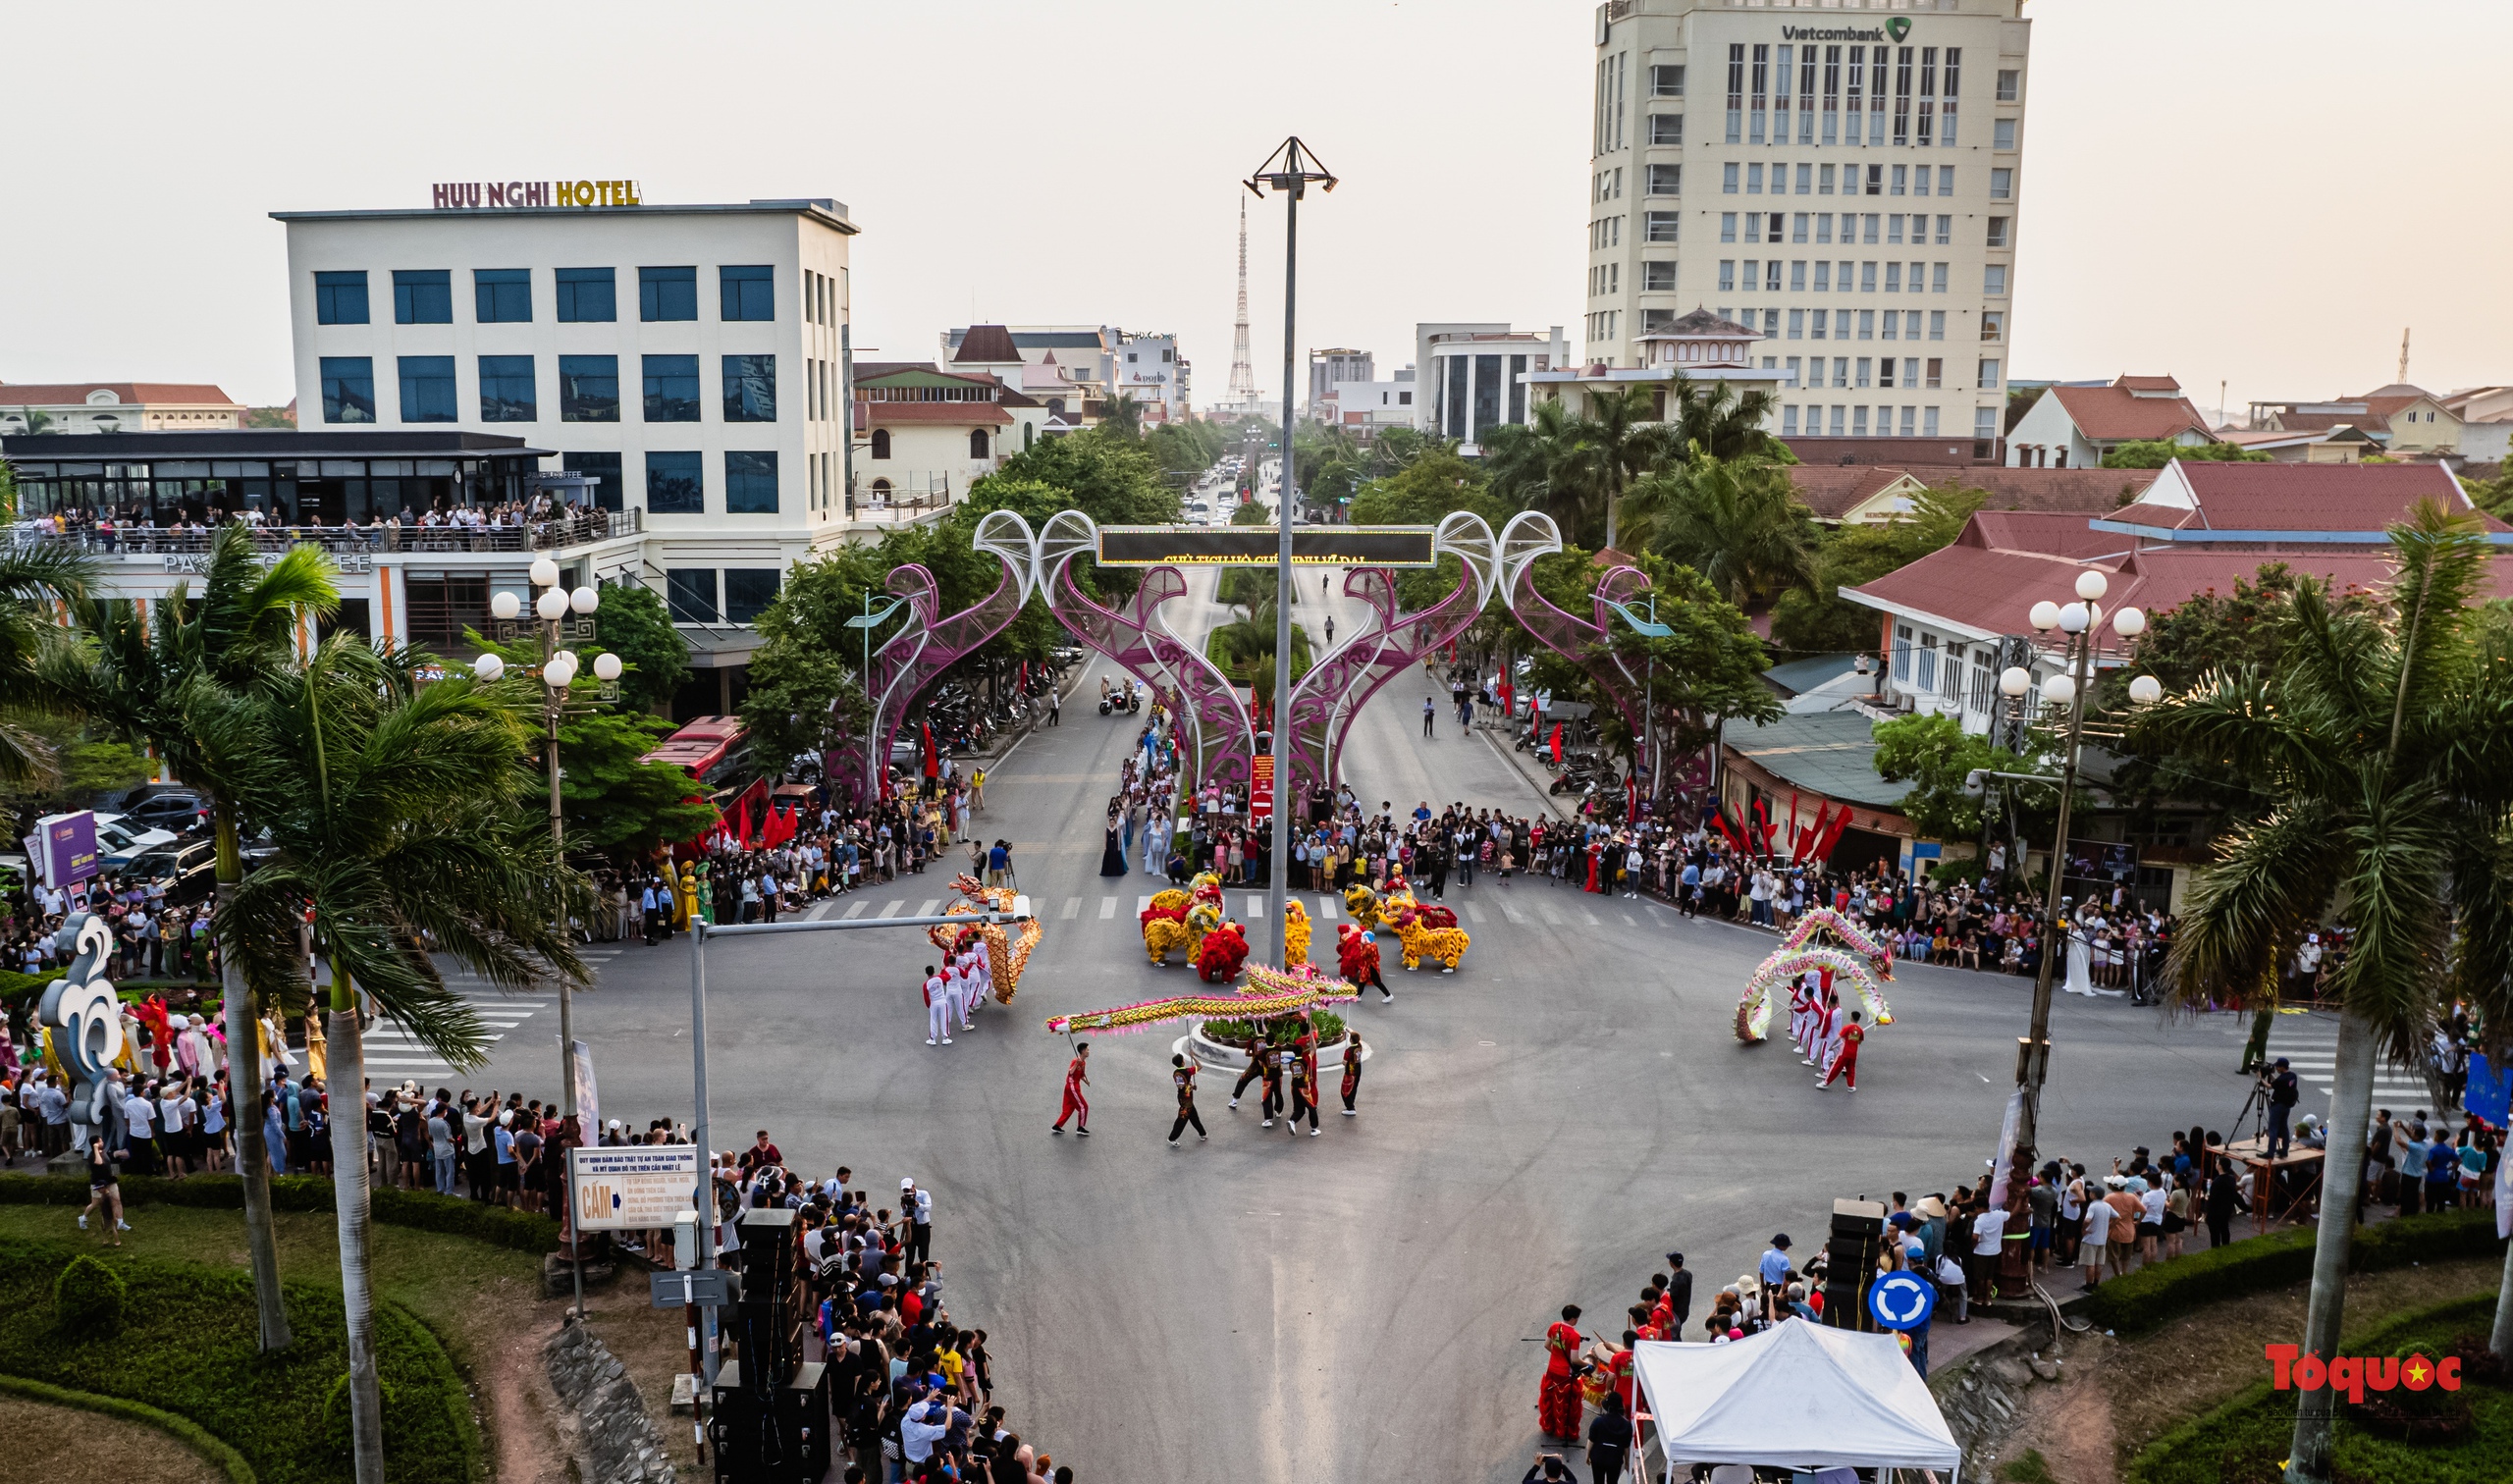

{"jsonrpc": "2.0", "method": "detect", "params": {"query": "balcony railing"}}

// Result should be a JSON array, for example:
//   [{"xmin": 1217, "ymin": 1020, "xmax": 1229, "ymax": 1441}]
[
  {"xmin": 9, "ymin": 507, "xmax": 644, "ymax": 560},
  {"xmin": 848, "ymin": 470, "xmax": 957, "ymax": 522}
]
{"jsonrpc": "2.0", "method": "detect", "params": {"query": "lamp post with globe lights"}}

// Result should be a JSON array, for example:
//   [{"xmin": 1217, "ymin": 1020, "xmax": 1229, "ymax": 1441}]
[
  {"xmin": 473, "ymin": 554, "xmax": 622, "ymax": 1316},
  {"xmin": 1996, "ymin": 567, "xmax": 2150, "ymax": 1177}
]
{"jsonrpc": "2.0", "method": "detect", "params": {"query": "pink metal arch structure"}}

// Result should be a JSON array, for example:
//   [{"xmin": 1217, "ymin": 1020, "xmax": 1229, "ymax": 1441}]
[
  {"xmin": 1497, "ymin": 510, "xmax": 1711, "ymax": 806},
  {"xmin": 822, "ymin": 510, "xmax": 1034, "ymax": 807},
  {"xmin": 1277, "ymin": 509, "xmax": 1500, "ymax": 804},
  {"xmin": 1036, "ymin": 511, "xmax": 1262, "ymax": 788}
]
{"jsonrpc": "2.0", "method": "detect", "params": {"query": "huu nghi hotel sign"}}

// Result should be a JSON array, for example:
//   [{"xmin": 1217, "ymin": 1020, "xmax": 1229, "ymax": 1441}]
[{"xmin": 429, "ymin": 179, "xmax": 644, "ymax": 210}]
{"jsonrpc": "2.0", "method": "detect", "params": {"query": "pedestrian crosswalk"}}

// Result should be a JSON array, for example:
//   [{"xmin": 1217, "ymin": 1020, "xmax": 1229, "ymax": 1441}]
[
  {"xmin": 355, "ymin": 988, "xmax": 556, "ymax": 1086},
  {"xmin": 2265, "ymin": 1021, "xmax": 2453, "ymax": 1112}
]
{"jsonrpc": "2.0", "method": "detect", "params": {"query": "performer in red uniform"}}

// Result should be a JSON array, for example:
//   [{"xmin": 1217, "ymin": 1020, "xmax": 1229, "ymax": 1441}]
[
  {"xmin": 1340, "ymin": 1037, "xmax": 1364, "ymax": 1116},
  {"xmin": 1820, "ymin": 1010, "xmax": 1865, "ymax": 1091},
  {"xmin": 1538, "ymin": 1303, "xmax": 1585, "ymax": 1440},
  {"xmin": 1049, "ymin": 1041, "xmax": 1092, "ymax": 1134}
]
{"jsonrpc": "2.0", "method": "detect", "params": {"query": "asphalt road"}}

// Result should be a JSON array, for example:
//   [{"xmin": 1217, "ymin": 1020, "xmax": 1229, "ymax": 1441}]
[{"xmin": 455, "ymin": 574, "xmax": 2287, "ymax": 1483}]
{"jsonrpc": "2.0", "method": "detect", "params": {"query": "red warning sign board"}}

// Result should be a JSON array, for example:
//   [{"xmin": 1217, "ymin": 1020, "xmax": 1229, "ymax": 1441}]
[{"xmin": 1249, "ymin": 755, "xmax": 1275, "ymax": 822}]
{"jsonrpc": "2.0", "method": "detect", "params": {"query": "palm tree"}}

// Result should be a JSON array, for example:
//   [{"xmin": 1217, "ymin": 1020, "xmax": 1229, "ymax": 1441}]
[
  {"xmin": 0, "ymin": 543, "xmax": 96, "ymax": 788},
  {"xmin": 223, "ymin": 634, "xmax": 590, "ymax": 1484},
  {"xmin": 1482, "ymin": 399, "xmax": 1608, "ymax": 547},
  {"xmin": 57, "ymin": 523, "xmax": 335, "ymax": 1352},
  {"xmin": 2154, "ymin": 504, "xmax": 2513, "ymax": 1484},
  {"xmin": 1100, "ymin": 392, "xmax": 1145, "ymax": 440},
  {"xmin": 1624, "ymin": 454, "xmax": 1816, "ymax": 609},
  {"xmin": 1583, "ymin": 385, "xmax": 1681, "ymax": 555},
  {"xmin": 1674, "ymin": 376, "xmax": 1783, "ymax": 462}
]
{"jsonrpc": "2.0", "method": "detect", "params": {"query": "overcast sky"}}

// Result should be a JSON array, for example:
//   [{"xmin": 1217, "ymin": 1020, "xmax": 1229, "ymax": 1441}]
[{"xmin": 2, "ymin": 1, "xmax": 2503, "ymax": 421}]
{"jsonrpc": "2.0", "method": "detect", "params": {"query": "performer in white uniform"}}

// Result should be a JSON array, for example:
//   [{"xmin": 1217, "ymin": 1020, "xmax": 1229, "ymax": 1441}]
[{"xmin": 923, "ymin": 965, "xmax": 952, "ymax": 1046}]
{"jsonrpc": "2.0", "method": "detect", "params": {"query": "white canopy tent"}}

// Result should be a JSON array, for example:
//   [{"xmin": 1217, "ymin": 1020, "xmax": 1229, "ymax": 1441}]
[{"xmin": 1631, "ymin": 1321, "xmax": 1962, "ymax": 1481}]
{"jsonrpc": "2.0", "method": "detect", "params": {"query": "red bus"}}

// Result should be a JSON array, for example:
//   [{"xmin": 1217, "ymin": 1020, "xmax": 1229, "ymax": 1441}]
[{"xmin": 639, "ymin": 716, "xmax": 757, "ymax": 802}]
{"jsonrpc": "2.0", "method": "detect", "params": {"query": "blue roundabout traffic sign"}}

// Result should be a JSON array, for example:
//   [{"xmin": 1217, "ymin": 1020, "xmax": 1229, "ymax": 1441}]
[{"xmin": 1868, "ymin": 1271, "xmax": 1937, "ymax": 1330}]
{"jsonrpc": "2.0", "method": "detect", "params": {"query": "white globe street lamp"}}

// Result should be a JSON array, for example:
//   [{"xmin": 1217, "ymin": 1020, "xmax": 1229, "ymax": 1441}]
[
  {"xmin": 491, "ymin": 590, "xmax": 522, "ymax": 621},
  {"xmin": 2075, "ymin": 569, "xmax": 2110, "ymax": 602},
  {"xmin": 535, "ymin": 588, "xmax": 569, "ymax": 623},
  {"xmin": 591, "ymin": 652, "xmax": 623, "ymax": 682},
  {"xmin": 529, "ymin": 556, "xmax": 561, "ymax": 589},
  {"xmin": 2039, "ymin": 671, "xmax": 2077, "ymax": 707},
  {"xmin": 2112, "ymin": 606, "xmax": 2147, "ymax": 638},
  {"xmin": 472, "ymin": 653, "xmax": 506, "ymax": 682},
  {"xmin": 2028, "ymin": 601, "xmax": 2061, "ymax": 631},
  {"xmin": 1999, "ymin": 665, "xmax": 2033, "ymax": 698},
  {"xmin": 2127, "ymin": 674, "xmax": 2164, "ymax": 706},
  {"xmin": 2057, "ymin": 602, "xmax": 2090, "ymax": 634},
  {"xmin": 569, "ymin": 585, "xmax": 601, "ymax": 615}
]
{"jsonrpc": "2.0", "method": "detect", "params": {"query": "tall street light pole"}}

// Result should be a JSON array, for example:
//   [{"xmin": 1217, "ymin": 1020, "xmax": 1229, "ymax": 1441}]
[
  {"xmin": 1247, "ymin": 137, "xmax": 1335, "ymax": 968},
  {"xmin": 1995, "ymin": 569, "xmax": 2147, "ymax": 1176},
  {"xmin": 483, "ymin": 552, "xmax": 623, "ymax": 1317}
]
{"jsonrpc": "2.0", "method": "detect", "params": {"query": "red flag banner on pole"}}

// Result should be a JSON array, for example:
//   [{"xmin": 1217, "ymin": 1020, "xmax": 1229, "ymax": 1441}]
[
  {"xmin": 1815, "ymin": 807, "xmax": 1853, "ymax": 862},
  {"xmin": 1715, "ymin": 808, "xmax": 1751, "ymax": 857},
  {"xmin": 1549, "ymin": 723, "xmax": 1564, "ymax": 765},
  {"xmin": 922, "ymin": 720, "xmax": 939, "ymax": 779},
  {"xmin": 1794, "ymin": 801, "xmax": 1832, "ymax": 864}
]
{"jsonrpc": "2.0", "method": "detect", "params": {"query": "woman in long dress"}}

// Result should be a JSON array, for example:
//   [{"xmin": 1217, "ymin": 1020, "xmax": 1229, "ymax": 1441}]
[
  {"xmin": 2061, "ymin": 905, "xmax": 2098, "ymax": 996},
  {"xmin": 1099, "ymin": 811, "xmax": 1129, "ymax": 876},
  {"xmin": 1538, "ymin": 1304, "xmax": 1585, "ymax": 1440}
]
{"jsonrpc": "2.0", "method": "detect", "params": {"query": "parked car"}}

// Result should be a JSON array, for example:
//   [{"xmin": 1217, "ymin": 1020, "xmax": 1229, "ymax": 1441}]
[
  {"xmin": 122, "ymin": 789, "xmax": 210, "ymax": 834},
  {"xmin": 93, "ymin": 812, "xmax": 178, "ymax": 868},
  {"xmin": 121, "ymin": 839, "xmax": 219, "ymax": 907}
]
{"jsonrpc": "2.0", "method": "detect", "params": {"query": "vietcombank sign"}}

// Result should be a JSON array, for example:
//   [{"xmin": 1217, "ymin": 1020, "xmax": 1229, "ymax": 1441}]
[{"xmin": 1783, "ymin": 17, "xmax": 1909, "ymax": 42}]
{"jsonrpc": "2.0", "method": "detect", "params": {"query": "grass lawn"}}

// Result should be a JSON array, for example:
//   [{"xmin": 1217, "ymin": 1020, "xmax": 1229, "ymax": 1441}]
[
  {"xmin": 2127, "ymin": 1293, "xmax": 2513, "ymax": 1484},
  {"xmin": 0, "ymin": 1200, "xmax": 541, "ymax": 1378},
  {"xmin": 0, "ymin": 1201, "xmax": 543, "ymax": 1484}
]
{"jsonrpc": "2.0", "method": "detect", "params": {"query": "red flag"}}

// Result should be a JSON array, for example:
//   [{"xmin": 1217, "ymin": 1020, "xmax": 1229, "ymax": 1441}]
[
  {"xmin": 735, "ymin": 801, "xmax": 753, "ymax": 850},
  {"xmin": 1794, "ymin": 801, "xmax": 1833, "ymax": 864},
  {"xmin": 1498, "ymin": 677, "xmax": 1516, "ymax": 722},
  {"xmin": 1549, "ymin": 722, "xmax": 1564, "ymax": 765},
  {"xmin": 1752, "ymin": 798, "xmax": 1776, "ymax": 858},
  {"xmin": 1626, "ymin": 774, "xmax": 1639, "ymax": 823},
  {"xmin": 1784, "ymin": 791, "xmax": 1801, "ymax": 854},
  {"xmin": 1714, "ymin": 808, "xmax": 1751, "ymax": 856},
  {"xmin": 922, "ymin": 720, "xmax": 939, "ymax": 778},
  {"xmin": 1814, "ymin": 808, "xmax": 1852, "ymax": 862}
]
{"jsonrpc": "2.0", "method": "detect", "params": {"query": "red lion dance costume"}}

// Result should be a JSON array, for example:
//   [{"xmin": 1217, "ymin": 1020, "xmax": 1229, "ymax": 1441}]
[{"xmin": 1196, "ymin": 922, "xmax": 1251, "ymax": 982}]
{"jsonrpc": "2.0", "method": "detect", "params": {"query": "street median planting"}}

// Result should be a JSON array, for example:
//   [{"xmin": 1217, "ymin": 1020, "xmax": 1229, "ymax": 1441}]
[
  {"xmin": 0, "ymin": 1173, "xmax": 558, "ymax": 1254},
  {"xmin": 2084, "ymin": 1206, "xmax": 2501, "ymax": 1336},
  {"xmin": 0, "ymin": 1235, "xmax": 478, "ymax": 1484},
  {"xmin": 2125, "ymin": 1293, "xmax": 2511, "ymax": 1484}
]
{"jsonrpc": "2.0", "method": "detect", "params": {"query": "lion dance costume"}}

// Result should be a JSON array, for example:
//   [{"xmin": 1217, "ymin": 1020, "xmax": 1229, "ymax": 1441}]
[{"xmin": 1344, "ymin": 876, "xmax": 1469, "ymax": 973}]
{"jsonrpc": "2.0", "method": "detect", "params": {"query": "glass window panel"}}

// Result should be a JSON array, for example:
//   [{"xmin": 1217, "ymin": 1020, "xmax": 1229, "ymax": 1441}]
[
  {"xmin": 643, "ymin": 354, "xmax": 701, "ymax": 422},
  {"xmin": 722, "ymin": 355, "xmax": 777, "ymax": 422},
  {"xmin": 314, "ymin": 271, "xmax": 368, "ymax": 325},
  {"xmin": 392, "ymin": 270, "xmax": 452, "ymax": 325},
  {"xmin": 647, "ymin": 452, "xmax": 704, "ymax": 515},
  {"xmin": 560, "ymin": 355, "xmax": 620, "ymax": 422},
  {"xmin": 720, "ymin": 265, "xmax": 775, "ymax": 321},
  {"xmin": 319, "ymin": 357, "xmax": 375, "ymax": 424},
  {"xmin": 473, "ymin": 269, "xmax": 532, "ymax": 323},
  {"xmin": 724, "ymin": 451, "xmax": 779, "ymax": 514},
  {"xmin": 478, "ymin": 354, "xmax": 536, "ymax": 422},
  {"xmin": 556, "ymin": 268, "xmax": 616, "ymax": 322},
  {"xmin": 640, "ymin": 266, "xmax": 698, "ymax": 322}
]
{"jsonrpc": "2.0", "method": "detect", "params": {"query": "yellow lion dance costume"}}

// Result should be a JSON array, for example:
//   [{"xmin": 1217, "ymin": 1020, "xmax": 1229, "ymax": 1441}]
[
  {"xmin": 1377, "ymin": 878, "xmax": 1470, "ymax": 973},
  {"xmin": 1283, "ymin": 899, "xmax": 1312, "ymax": 969},
  {"xmin": 1142, "ymin": 888, "xmax": 1194, "ymax": 967}
]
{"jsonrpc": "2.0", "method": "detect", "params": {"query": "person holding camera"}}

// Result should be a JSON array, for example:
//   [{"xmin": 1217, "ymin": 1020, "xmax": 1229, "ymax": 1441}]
[{"xmin": 2265, "ymin": 1057, "xmax": 2299, "ymax": 1159}]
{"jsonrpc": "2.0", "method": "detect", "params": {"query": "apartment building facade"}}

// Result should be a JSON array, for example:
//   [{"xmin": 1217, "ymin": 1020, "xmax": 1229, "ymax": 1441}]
[{"xmin": 1586, "ymin": 0, "xmax": 2028, "ymax": 457}]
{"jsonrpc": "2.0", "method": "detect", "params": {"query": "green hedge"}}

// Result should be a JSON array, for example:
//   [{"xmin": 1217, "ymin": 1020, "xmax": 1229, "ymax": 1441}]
[
  {"xmin": 0, "ymin": 1236, "xmax": 479, "ymax": 1484},
  {"xmin": 2084, "ymin": 1206, "xmax": 2503, "ymax": 1336},
  {"xmin": 0, "ymin": 1174, "xmax": 559, "ymax": 1254},
  {"xmin": 0, "ymin": 1370, "xmax": 258, "ymax": 1484},
  {"xmin": 2126, "ymin": 1294, "xmax": 2511, "ymax": 1484}
]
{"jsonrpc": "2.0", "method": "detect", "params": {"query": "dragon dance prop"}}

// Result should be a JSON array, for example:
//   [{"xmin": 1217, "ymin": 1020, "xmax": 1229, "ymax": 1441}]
[
  {"xmin": 924, "ymin": 874, "xmax": 1043, "ymax": 1004},
  {"xmin": 1734, "ymin": 907, "xmax": 1896, "ymax": 1044},
  {"xmin": 1044, "ymin": 963, "xmax": 1358, "ymax": 1037}
]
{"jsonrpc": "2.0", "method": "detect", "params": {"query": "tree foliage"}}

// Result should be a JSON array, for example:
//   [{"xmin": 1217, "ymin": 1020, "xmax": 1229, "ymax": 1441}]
[
  {"xmin": 2101, "ymin": 438, "xmax": 2271, "ymax": 469},
  {"xmin": 1871, "ymin": 712, "xmax": 2029, "ymax": 842},
  {"xmin": 1768, "ymin": 482, "xmax": 1986, "ymax": 658},
  {"xmin": 1621, "ymin": 453, "xmax": 1817, "ymax": 608},
  {"xmin": 587, "ymin": 581, "xmax": 688, "ymax": 715}
]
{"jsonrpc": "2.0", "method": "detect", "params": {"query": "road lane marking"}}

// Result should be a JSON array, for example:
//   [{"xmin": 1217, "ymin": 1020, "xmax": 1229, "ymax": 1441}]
[
  {"xmin": 1102, "ymin": 898, "xmax": 1121, "ymax": 919},
  {"xmin": 1581, "ymin": 910, "xmax": 1600, "ymax": 926},
  {"xmin": 843, "ymin": 900, "xmax": 870, "ymax": 920},
  {"xmin": 1502, "ymin": 902, "xmax": 1526, "ymax": 924},
  {"xmin": 1247, "ymin": 895, "xmax": 1264, "ymax": 917},
  {"xmin": 917, "ymin": 899, "xmax": 941, "ymax": 917},
  {"xmin": 1466, "ymin": 903, "xmax": 1486, "ymax": 924},
  {"xmin": 1538, "ymin": 905, "xmax": 1563, "ymax": 926},
  {"xmin": 1317, "ymin": 897, "xmax": 1338, "ymax": 920},
  {"xmin": 1622, "ymin": 912, "xmax": 1636, "ymax": 926},
  {"xmin": 1060, "ymin": 897, "xmax": 1081, "ymax": 920},
  {"xmin": 880, "ymin": 901, "xmax": 906, "ymax": 918}
]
